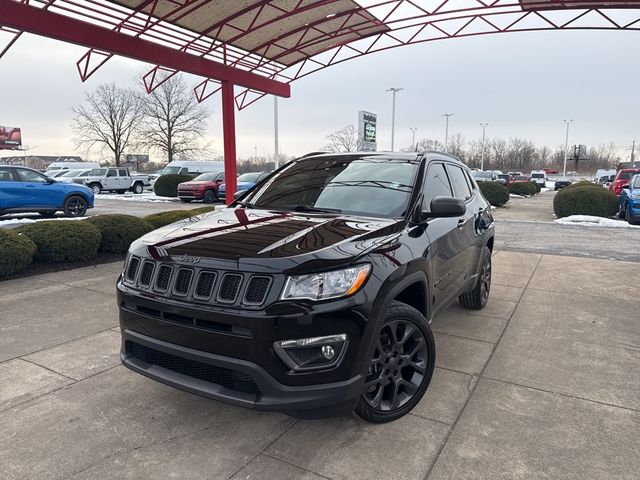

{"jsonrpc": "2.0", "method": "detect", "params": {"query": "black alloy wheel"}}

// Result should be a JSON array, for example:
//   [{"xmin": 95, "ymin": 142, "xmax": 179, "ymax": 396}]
[
  {"xmin": 459, "ymin": 246, "xmax": 492, "ymax": 310},
  {"xmin": 204, "ymin": 189, "xmax": 218, "ymax": 203},
  {"xmin": 63, "ymin": 196, "xmax": 88, "ymax": 217},
  {"xmin": 355, "ymin": 301, "xmax": 435, "ymax": 423}
]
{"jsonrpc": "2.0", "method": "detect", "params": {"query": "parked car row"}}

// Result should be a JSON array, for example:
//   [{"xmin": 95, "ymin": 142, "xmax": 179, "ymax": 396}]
[
  {"xmin": 177, "ymin": 171, "xmax": 272, "ymax": 203},
  {"xmin": 618, "ymin": 174, "xmax": 640, "ymax": 225}
]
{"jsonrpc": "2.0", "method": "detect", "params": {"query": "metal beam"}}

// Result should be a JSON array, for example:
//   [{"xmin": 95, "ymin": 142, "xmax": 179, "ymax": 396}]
[
  {"xmin": 221, "ymin": 81, "xmax": 237, "ymax": 204},
  {"xmin": 0, "ymin": 0, "xmax": 290, "ymax": 97}
]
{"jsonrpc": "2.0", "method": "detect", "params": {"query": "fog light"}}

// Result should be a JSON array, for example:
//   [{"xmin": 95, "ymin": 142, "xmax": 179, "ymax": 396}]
[
  {"xmin": 274, "ymin": 334, "xmax": 348, "ymax": 371},
  {"xmin": 321, "ymin": 345, "xmax": 335, "ymax": 360}
]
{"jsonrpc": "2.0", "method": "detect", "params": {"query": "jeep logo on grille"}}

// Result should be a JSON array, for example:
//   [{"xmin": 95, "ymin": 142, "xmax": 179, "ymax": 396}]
[{"xmin": 178, "ymin": 253, "xmax": 200, "ymax": 264}]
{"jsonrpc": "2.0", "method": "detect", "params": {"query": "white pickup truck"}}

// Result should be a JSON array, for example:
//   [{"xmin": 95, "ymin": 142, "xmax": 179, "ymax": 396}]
[{"xmin": 74, "ymin": 167, "xmax": 151, "ymax": 195}]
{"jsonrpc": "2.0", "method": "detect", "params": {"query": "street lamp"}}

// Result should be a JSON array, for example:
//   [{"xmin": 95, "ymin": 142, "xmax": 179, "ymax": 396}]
[
  {"xmin": 410, "ymin": 127, "xmax": 417, "ymax": 151},
  {"xmin": 442, "ymin": 113, "xmax": 454, "ymax": 153},
  {"xmin": 563, "ymin": 119, "xmax": 573, "ymax": 177},
  {"xmin": 480, "ymin": 123, "xmax": 488, "ymax": 170},
  {"xmin": 386, "ymin": 87, "xmax": 403, "ymax": 151}
]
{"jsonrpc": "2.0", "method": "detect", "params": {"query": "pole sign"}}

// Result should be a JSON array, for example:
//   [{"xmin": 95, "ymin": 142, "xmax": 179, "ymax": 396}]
[
  {"xmin": 125, "ymin": 154, "xmax": 149, "ymax": 163},
  {"xmin": 572, "ymin": 145, "xmax": 588, "ymax": 160},
  {"xmin": 0, "ymin": 126, "xmax": 22, "ymax": 149},
  {"xmin": 358, "ymin": 111, "xmax": 377, "ymax": 151}
]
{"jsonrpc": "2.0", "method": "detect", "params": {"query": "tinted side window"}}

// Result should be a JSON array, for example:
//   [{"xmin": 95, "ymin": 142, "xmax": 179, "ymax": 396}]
[
  {"xmin": 464, "ymin": 169, "xmax": 477, "ymax": 193},
  {"xmin": 119, "ymin": 169, "xmax": 128, "ymax": 176},
  {"xmin": 17, "ymin": 168, "xmax": 48, "ymax": 183},
  {"xmin": 423, "ymin": 163, "xmax": 453, "ymax": 211},
  {"xmin": 446, "ymin": 165, "xmax": 472, "ymax": 200},
  {"xmin": 107, "ymin": 169, "xmax": 117, "ymax": 177},
  {"xmin": 0, "ymin": 167, "xmax": 15, "ymax": 182}
]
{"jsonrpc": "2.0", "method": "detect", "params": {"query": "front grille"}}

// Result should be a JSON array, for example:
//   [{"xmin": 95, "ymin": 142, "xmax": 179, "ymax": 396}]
[
  {"xmin": 126, "ymin": 341, "xmax": 261, "ymax": 396},
  {"xmin": 218, "ymin": 274, "xmax": 242, "ymax": 302},
  {"xmin": 195, "ymin": 272, "xmax": 216, "ymax": 299},
  {"xmin": 174, "ymin": 269, "xmax": 193, "ymax": 295},
  {"xmin": 126, "ymin": 257, "xmax": 140, "ymax": 282},
  {"xmin": 244, "ymin": 277, "xmax": 271, "ymax": 304},
  {"xmin": 125, "ymin": 256, "xmax": 273, "ymax": 307},
  {"xmin": 155, "ymin": 265, "xmax": 172, "ymax": 291},
  {"xmin": 139, "ymin": 261, "xmax": 155, "ymax": 287}
]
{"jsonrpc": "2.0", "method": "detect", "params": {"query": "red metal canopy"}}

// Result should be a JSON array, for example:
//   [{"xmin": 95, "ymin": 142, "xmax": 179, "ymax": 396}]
[{"xmin": 3, "ymin": 0, "xmax": 640, "ymax": 200}]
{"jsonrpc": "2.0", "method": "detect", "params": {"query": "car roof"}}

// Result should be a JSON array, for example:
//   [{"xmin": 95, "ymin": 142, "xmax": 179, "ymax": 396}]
[{"xmin": 297, "ymin": 150, "xmax": 463, "ymax": 164}]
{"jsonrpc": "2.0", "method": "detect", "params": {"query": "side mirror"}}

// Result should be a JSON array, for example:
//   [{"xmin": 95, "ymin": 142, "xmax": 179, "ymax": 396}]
[
  {"xmin": 622, "ymin": 184, "xmax": 630, "ymax": 189},
  {"xmin": 422, "ymin": 196, "xmax": 466, "ymax": 220}
]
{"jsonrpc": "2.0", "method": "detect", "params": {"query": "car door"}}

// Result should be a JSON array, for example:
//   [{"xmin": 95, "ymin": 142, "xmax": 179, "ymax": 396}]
[
  {"xmin": 105, "ymin": 169, "xmax": 119, "ymax": 189},
  {"xmin": 420, "ymin": 162, "xmax": 464, "ymax": 308},
  {"xmin": 16, "ymin": 168, "xmax": 63, "ymax": 208},
  {"xmin": 0, "ymin": 167, "xmax": 25, "ymax": 209},
  {"xmin": 118, "ymin": 169, "xmax": 130, "ymax": 190}
]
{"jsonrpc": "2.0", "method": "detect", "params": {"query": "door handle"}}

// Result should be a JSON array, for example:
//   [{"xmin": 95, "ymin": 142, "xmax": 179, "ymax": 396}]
[
  {"xmin": 457, "ymin": 219, "xmax": 466, "ymax": 228},
  {"xmin": 25, "ymin": 185, "xmax": 36, "ymax": 188}
]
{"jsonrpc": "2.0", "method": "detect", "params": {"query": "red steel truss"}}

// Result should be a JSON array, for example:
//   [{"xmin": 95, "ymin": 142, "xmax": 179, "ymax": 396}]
[{"xmin": 3, "ymin": 0, "xmax": 640, "ymax": 199}]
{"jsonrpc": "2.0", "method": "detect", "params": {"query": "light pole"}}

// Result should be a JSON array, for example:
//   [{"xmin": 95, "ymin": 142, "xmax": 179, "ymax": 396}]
[
  {"xmin": 410, "ymin": 127, "xmax": 417, "ymax": 151},
  {"xmin": 480, "ymin": 123, "xmax": 488, "ymax": 170},
  {"xmin": 386, "ymin": 87, "xmax": 403, "ymax": 151},
  {"xmin": 442, "ymin": 113, "xmax": 454, "ymax": 152},
  {"xmin": 563, "ymin": 119, "xmax": 573, "ymax": 177}
]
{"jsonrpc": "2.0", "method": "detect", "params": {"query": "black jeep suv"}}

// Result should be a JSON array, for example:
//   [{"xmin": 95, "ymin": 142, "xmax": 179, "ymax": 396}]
[{"xmin": 118, "ymin": 151, "xmax": 494, "ymax": 423}]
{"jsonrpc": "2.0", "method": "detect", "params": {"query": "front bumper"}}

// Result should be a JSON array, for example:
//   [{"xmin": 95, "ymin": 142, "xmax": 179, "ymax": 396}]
[
  {"xmin": 177, "ymin": 191, "xmax": 204, "ymax": 200},
  {"xmin": 121, "ymin": 329, "xmax": 363, "ymax": 415}
]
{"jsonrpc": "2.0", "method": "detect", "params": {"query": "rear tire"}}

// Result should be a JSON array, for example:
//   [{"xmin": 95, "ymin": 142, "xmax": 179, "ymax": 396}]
[
  {"xmin": 459, "ymin": 246, "xmax": 492, "ymax": 310},
  {"xmin": 354, "ymin": 301, "xmax": 435, "ymax": 424},
  {"xmin": 203, "ymin": 189, "xmax": 218, "ymax": 204},
  {"xmin": 63, "ymin": 195, "xmax": 88, "ymax": 217},
  {"xmin": 132, "ymin": 183, "xmax": 144, "ymax": 194}
]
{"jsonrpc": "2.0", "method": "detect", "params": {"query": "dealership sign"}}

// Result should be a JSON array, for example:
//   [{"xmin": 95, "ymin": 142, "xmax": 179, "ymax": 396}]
[
  {"xmin": 358, "ymin": 111, "xmax": 377, "ymax": 151},
  {"xmin": 0, "ymin": 126, "xmax": 22, "ymax": 149},
  {"xmin": 125, "ymin": 154, "xmax": 149, "ymax": 163}
]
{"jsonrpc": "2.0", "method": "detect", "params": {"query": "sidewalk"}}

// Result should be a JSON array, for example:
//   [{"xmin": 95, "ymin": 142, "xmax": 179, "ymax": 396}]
[{"xmin": 1, "ymin": 252, "xmax": 639, "ymax": 479}]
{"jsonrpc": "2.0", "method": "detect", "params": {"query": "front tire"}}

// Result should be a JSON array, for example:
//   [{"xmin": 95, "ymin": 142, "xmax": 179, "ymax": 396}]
[
  {"xmin": 63, "ymin": 195, "xmax": 88, "ymax": 217},
  {"xmin": 618, "ymin": 202, "xmax": 626, "ymax": 219},
  {"xmin": 355, "ymin": 301, "xmax": 435, "ymax": 424},
  {"xmin": 459, "ymin": 246, "xmax": 492, "ymax": 310},
  {"xmin": 89, "ymin": 183, "xmax": 101, "ymax": 195},
  {"xmin": 626, "ymin": 206, "xmax": 640, "ymax": 225},
  {"xmin": 132, "ymin": 183, "xmax": 144, "ymax": 194},
  {"xmin": 203, "ymin": 189, "xmax": 218, "ymax": 204}
]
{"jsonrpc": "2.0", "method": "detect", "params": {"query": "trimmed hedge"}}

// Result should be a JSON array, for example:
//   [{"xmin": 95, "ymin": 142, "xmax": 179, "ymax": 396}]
[
  {"xmin": 144, "ymin": 210, "xmax": 194, "ymax": 229},
  {"xmin": 17, "ymin": 220, "xmax": 101, "ymax": 262},
  {"xmin": 153, "ymin": 174, "xmax": 193, "ymax": 197},
  {"xmin": 189, "ymin": 206, "xmax": 217, "ymax": 215},
  {"xmin": 0, "ymin": 229, "xmax": 37, "ymax": 278},
  {"xmin": 553, "ymin": 185, "xmax": 619, "ymax": 218},
  {"xmin": 478, "ymin": 182, "xmax": 510, "ymax": 207},
  {"xmin": 564, "ymin": 180, "xmax": 602, "ymax": 191},
  {"xmin": 88, "ymin": 214, "xmax": 154, "ymax": 253},
  {"xmin": 508, "ymin": 182, "xmax": 537, "ymax": 196},
  {"xmin": 530, "ymin": 181, "xmax": 541, "ymax": 193}
]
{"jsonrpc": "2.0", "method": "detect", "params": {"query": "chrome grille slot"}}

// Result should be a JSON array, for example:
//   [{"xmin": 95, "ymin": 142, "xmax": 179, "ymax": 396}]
[
  {"xmin": 139, "ymin": 261, "xmax": 155, "ymax": 287},
  {"xmin": 244, "ymin": 276, "xmax": 271, "ymax": 305},
  {"xmin": 173, "ymin": 269, "xmax": 193, "ymax": 296},
  {"xmin": 155, "ymin": 265, "xmax": 172, "ymax": 291},
  {"xmin": 194, "ymin": 271, "xmax": 216, "ymax": 299},
  {"xmin": 126, "ymin": 257, "xmax": 140, "ymax": 282},
  {"xmin": 218, "ymin": 274, "xmax": 242, "ymax": 303}
]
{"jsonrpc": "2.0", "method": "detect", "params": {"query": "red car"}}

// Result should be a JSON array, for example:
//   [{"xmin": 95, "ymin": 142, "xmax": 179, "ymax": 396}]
[
  {"xmin": 511, "ymin": 175, "xmax": 530, "ymax": 183},
  {"xmin": 177, "ymin": 171, "xmax": 224, "ymax": 203},
  {"xmin": 609, "ymin": 168, "xmax": 640, "ymax": 196},
  {"xmin": 543, "ymin": 168, "xmax": 558, "ymax": 175}
]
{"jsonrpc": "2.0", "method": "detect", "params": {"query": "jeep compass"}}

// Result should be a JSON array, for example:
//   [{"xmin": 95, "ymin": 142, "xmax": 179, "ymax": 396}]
[{"xmin": 118, "ymin": 151, "xmax": 494, "ymax": 423}]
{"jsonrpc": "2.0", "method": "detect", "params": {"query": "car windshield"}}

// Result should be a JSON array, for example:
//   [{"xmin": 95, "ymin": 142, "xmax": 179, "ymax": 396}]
[
  {"xmin": 237, "ymin": 172, "xmax": 263, "ymax": 183},
  {"xmin": 162, "ymin": 166, "xmax": 182, "ymax": 174},
  {"xmin": 473, "ymin": 171, "xmax": 493, "ymax": 179},
  {"xmin": 193, "ymin": 172, "xmax": 222, "ymax": 181},
  {"xmin": 242, "ymin": 156, "xmax": 418, "ymax": 219},
  {"xmin": 531, "ymin": 173, "xmax": 545, "ymax": 178},
  {"xmin": 88, "ymin": 168, "xmax": 107, "ymax": 175},
  {"xmin": 60, "ymin": 170, "xmax": 81, "ymax": 177},
  {"xmin": 620, "ymin": 171, "xmax": 640, "ymax": 180},
  {"xmin": 632, "ymin": 176, "xmax": 640, "ymax": 188}
]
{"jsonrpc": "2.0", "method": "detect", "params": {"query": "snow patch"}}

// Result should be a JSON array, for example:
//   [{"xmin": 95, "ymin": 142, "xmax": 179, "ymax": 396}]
[
  {"xmin": 0, "ymin": 216, "xmax": 87, "ymax": 226},
  {"xmin": 96, "ymin": 193, "xmax": 178, "ymax": 203},
  {"xmin": 554, "ymin": 215, "xmax": 640, "ymax": 229},
  {"xmin": 509, "ymin": 194, "xmax": 527, "ymax": 199}
]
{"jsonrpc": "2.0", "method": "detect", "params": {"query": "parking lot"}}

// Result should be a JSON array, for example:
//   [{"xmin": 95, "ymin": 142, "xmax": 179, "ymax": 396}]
[{"xmin": 1, "ymin": 192, "xmax": 639, "ymax": 480}]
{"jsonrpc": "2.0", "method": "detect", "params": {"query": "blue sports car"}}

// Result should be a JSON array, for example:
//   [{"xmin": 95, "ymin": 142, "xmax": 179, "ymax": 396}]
[
  {"xmin": 218, "ymin": 171, "xmax": 270, "ymax": 201},
  {"xmin": 619, "ymin": 173, "xmax": 640, "ymax": 225},
  {"xmin": 0, "ymin": 165, "xmax": 94, "ymax": 217}
]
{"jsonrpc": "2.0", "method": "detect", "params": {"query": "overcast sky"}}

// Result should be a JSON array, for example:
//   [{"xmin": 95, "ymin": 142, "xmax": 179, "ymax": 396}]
[{"xmin": 1, "ymin": 27, "xmax": 639, "ymax": 162}]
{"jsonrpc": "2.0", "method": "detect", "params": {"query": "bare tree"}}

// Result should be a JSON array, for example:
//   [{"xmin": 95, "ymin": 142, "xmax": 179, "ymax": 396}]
[
  {"xmin": 72, "ymin": 83, "xmax": 143, "ymax": 166},
  {"xmin": 535, "ymin": 145, "xmax": 552, "ymax": 166},
  {"xmin": 490, "ymin": 138, "xmax": 509, "ymax": 171},
  {"xmin": 322, "ymin": 125, "xmax": 359, "ymax": 152},
  {"xmin": 138, "ymin": 73, "xmax": 210, "ymax": 163},
  {"xmin": 448, "ymin": 133, "xmax": 466, "ymax": 161},
  {"xmin": 414, "ymin": 138, "xmax": 445, "ymax": 152}
]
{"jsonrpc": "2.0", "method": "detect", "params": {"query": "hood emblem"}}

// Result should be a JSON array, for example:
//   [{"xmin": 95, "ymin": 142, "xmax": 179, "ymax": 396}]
[{"xmin": 178, "ymin": 253, "xmax": 201, "ymax": 264}]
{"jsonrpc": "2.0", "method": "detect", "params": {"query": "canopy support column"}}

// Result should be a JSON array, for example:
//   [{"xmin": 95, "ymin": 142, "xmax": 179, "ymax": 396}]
[{"xmin": 221, "ymin": 80, "xmax": 237, "ymax": 205}]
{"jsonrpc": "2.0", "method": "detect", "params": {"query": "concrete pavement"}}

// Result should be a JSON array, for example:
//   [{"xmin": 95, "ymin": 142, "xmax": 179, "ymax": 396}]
[{"xmin": 1, "ymin": 252, "xmax": 639, "ymax": 480}]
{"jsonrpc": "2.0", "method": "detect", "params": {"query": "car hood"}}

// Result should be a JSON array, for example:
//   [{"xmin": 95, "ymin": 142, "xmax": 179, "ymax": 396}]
[
  {"xmin": 178, "ymin": 181, "xmax": 213, "ymax": 187},
  {"xmin": 132, "ymin": 207, "xmax": 403, "ymax": 273}
]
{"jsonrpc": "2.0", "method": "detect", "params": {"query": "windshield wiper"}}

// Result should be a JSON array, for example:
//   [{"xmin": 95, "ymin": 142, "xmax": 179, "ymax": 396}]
[
  {"xmin": 290, "ymin": 205, "xmax": 342, "ymax": 213},
  {"xmin": 235, "ymin": 201, "xmax": 254, "ymax": 208}
]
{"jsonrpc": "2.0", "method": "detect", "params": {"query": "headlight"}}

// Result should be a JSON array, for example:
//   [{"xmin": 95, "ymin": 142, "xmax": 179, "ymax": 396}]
[{"xmin": 281, "ymin": 264, "xmax": 371, "ymax": 301}]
